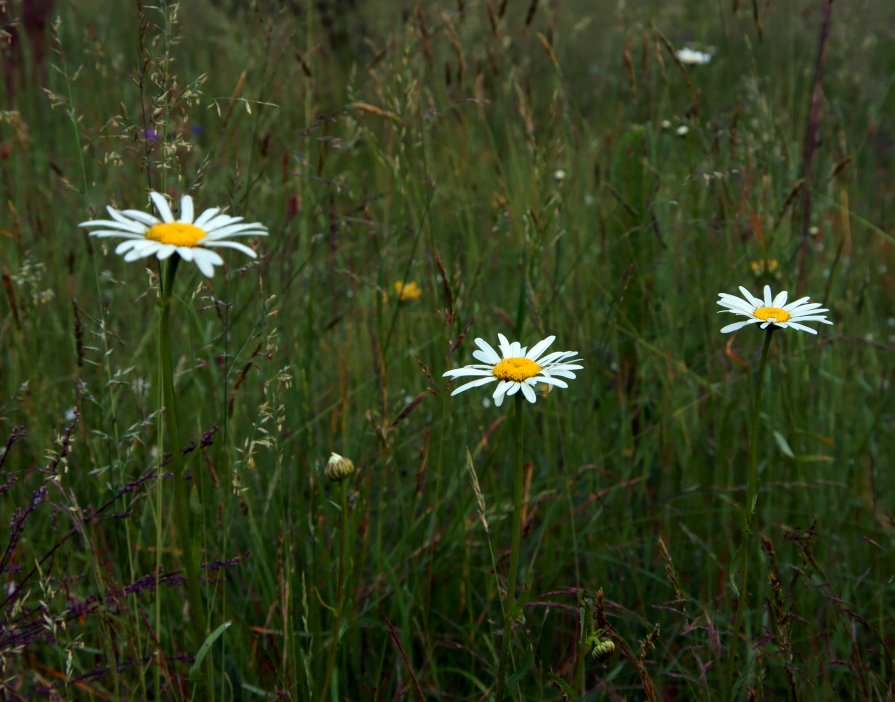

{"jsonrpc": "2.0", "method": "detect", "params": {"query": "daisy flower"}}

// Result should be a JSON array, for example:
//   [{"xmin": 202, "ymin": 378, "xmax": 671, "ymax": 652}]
[
  {"xmin": 443, "ymin": 333, "xmax": 582, "ymax": 406},
  {"xmin": 676, "ymin": 47, "xmax": 713, "ymax": 65},
  {"xmin": 79, "ymin": 191, "xmax": 268, "ymax": 277},
  {"xmin": 718, "ymin": 285, "xmax": 833, "ymax": 335}
]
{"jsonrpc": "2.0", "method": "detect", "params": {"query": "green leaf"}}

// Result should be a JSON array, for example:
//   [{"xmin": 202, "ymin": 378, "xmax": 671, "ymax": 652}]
[
  {"xmin": 773, "ymin": 431, "xmax": 794, "ymax": 459},
  {"xmin": 548, "ymin": 671, "xmax": 578, "ymax": 699},
  {"xmin": 189, "ymin": 621, "xmax": 232, "ymax": 680}
]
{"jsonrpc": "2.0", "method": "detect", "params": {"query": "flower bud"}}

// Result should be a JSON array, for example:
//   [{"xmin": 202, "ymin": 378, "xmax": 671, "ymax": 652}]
[{"xmin": 325, "ymin": 452, "xmax": 355, "ymax": 482}]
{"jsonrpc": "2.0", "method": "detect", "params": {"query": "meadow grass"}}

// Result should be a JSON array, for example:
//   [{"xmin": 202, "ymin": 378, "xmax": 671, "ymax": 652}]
[{"xmin": 1, "ymin": 0, "xmax": 893, "ymax": 699}]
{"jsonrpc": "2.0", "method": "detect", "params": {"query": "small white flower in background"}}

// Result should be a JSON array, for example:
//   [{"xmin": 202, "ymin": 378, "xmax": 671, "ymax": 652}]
[
  {"xmin": 79, "ymin": 192, "xmax": 268, "ymax": 278},
  {"xmin": 443, "ymin": 333, "xmax": 582, "ymax": 407},
  {"xmin": 676, "ymin": 47, "xmax": 713, "ymax": 65},
  {"xmin": 676, "ymin": 124, "xmax": 690, "ymax": 137},
  {"xmin": 718, "ymin": 285, "xmax": 833, "ymax": 335},
  {"xmin": 660, "ymin": 119, "xmax": 672, "ymax": 130},
  {"xmin": 553, "ymin": 169, "xmax": 567, "ymax": 182}
]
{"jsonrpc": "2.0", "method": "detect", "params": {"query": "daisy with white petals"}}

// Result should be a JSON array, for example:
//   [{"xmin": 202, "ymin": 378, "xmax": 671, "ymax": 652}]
[
  {"xmin": 79, "ymin": 191, "xmax": 268, "ymax": 277},
  {"xmin": 676, "ymin": 47, "xmax": 713, "ymax": 65},
  {"xmin": 717, "ymin": 284, "xmax": 832, "ymax": 662},
  {"xmin": 718, "ymin": 285, "xmax": 833, "ymax": 335},
  {"xmin": 443, "ymin": 333, "xmax": 582, "ymax": 407},
  {"xmin": 78, "ymin": 190, "xmax": 269, "ymax": 631}
]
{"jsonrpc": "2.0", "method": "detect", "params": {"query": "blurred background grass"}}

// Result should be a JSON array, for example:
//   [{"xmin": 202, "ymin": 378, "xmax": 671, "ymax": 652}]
[{"xmin": 0, "ymin": 0, "xmax": 893, "ymax": 699}]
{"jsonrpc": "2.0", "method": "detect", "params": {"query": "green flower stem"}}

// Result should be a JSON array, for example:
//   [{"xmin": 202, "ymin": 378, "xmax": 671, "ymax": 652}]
[
  {"xmin": 747, "ymin": 329, "xmax": 774, "ymax": 522},
  {"xmin": 727, "ymin": 327, "xmax": 774, "ymax": 692},
  {"xmin": 158, "ymin": 259, "xmax": 207, "ymax": 648},
  {"xmin": 318, "ymin": 480, "xmax": 350, "ymax": 702},
  {"xmin": 496, "ymin": 393, "xmax": 526, "ymax": 701}
]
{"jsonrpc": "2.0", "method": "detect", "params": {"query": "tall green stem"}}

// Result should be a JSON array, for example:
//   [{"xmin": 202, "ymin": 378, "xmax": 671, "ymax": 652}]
[
  {"xmin": 726, "ymin": 328, "xmax": 774, "ymax": 693},
  {"xmin": 496, "ymin": 394, "xmax": 526, "ymax": 700},
  {"xmin": 318, "ymin": 480, "xmax": 350, "ymax": 702},
  {"xmin": 746, "ymin": 329, "xmax": 773, "ymax": 520},
  {"xmin": 158, "ymin": 259, "xmax": 207, "ymax": 648}
]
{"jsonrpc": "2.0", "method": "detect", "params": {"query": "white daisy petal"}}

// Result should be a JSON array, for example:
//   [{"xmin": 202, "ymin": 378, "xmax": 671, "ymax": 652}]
[
  {"xmin": 493, "ymin": 380, "xmax": 513, "ymax": 407},
  {"xmin": 536, "ymin": 350, "xmax": 574, "ymax": 365},
  {"xmin": 783, "ymin": 322, "xmax": 819, "ymax": 334},
  {"xmin": 497, "ymin": 333, "xmax": 513, "ymax": 357},
  {"xmin": 194, "ymin": 253, "xmax": 215, "ymax": 277},
  {"xmin": 106, "ymin": 206, "xmax": 135, "ymax": 225},
  {"xmin": 115, "ymin": 239, "xmax": 150, "ymax": 255},
  {"xmin": 78, "ymin": 218, "xmax": 146, "ymax": 234},
  {"xmin": 443, "ymin": 367, "xmax": 494, "ymax": 378},
  {"xmin": 179, "ymin": 195, "xmax": 194, "ymax": 223},
  {"xmin": 520, "ymin": 383, "xmax": 537, "ymax": 403},
  {"xmin": 203, "ymin": 222, "xmax": 268, "ymax": 240},
  {"xmin": 547, "ymin": 368, "xmax": 583, "ymax": 378},
  {"xmin": 192, "ymin": 248, "xmax": 224, "ymax": 276},
  {"xmin": 121, "ymin": 209, "xmax": 160, "ymax": 226},
  {"xmin": 124, "ymin": 242, "xmax": 163, "ymax": 261},
  {"xmin": 149, "ymin": 192, "xmax": 175, "ymax": 223},
  {"xmin": 472, "ymin": 349, "xmax": 495, "ymax": 364},
  {"xmin": 202, "ymin": 214, "xmax": 243, "ymax": 230},
  {"xmin": 89, "ymin": 231, "xmax": 144, "ymax": 240},
  {"xmin": 720, "ymin": 319, "xmax": 762, "ymax": 334},
  {"xmin": 788, "ymin": 302, "xmax": 827, "ymax": 314},
  {"xmin": 534, "ymin": 375, "xmax": 568, "ymax": 388},
  {"xmin": 193, "ymin": 207, "xmax": 221, "ymax": 228},
  {"xmin": 782, "ymin": 296, "xmax": 812, "ymax": 310},
  {"xmin": 789, "ymin": 315, "xmax": 833, "ymax": 324},
  {"xmin": 526, "ymin": 335, "xmax": 556, "ymax": 361},
  {"xmin": 772, "ymin": 290, "xmax": 788, "ymax": 307},
  {"xmin": 506, "ymin": 382, "xmax": 522, "ymax": 396},
  {"xmin": 450, "ymin": 376, "xmax": 498, "ymax": 395},
  {"xmin": 738, "ymin": 286, "xmax": 763, "ymax": 308},
  {"xmin": 195, "ymin": 248, "xmax": 224, "ymax": 266},
  {"xmin": 156, "ymin": 244, "xmax": 177, "ymax": 260},
  {"xmin": 550, "ymin": 361, "xmax": 583, "ymax": 370},
  {"xmin": 202, "ymin": 240, "xmax": 259, "ymax": 258},
  {"xmin": 473, "ymin": 338, "xmax": 502, "ymax": 365},
  {"xmin": 718, "ymin": 295, "xmax": 757, "ymax": 313},
  {"xmin": 545, "ymin": 369, "xmax": 578, "ymax": 380}
]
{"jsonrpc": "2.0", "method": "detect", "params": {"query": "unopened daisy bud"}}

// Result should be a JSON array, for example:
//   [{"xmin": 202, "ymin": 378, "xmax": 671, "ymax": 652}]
[
  {"xmin": 590, "ymin": 636, "xmax": 616, "ymax": 661},
  {"xmin": 585, "ymin": 629, "xmax": 616, "ymax": 661},
  {"xmin": 325, "ymin": 452, "xmax": 355, "ymax": 482}
]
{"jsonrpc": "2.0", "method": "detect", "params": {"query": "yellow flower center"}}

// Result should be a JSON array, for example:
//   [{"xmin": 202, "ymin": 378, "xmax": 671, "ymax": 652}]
[
  {"xmin": 754, "ymin": 306, "xmax": 790, "ymax": 323},
  {"xmin": 146, "ymin": 222, "xmax": 206, "ymax": 247},
  {"xmin": 493, "ymin": 357, "xmax": 541, "ymax": 382}
]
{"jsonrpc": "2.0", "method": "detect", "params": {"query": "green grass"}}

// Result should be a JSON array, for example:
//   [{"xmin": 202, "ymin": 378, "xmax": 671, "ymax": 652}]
[{"xmin": 1, "ymin": 0, "xmax": 893, "ymax": 699}]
